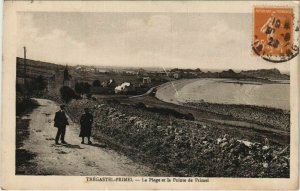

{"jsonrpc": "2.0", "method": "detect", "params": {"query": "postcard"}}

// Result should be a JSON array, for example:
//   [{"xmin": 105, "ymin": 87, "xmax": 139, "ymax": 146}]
[{"xmin": 1, "ymin": 1, "xmax": 299, "ymax": 190}]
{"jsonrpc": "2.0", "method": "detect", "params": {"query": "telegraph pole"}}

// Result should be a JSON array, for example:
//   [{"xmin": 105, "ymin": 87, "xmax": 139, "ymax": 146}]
[
  {"xmin": 23, "ymin": 46, "xmax": 27, "ymax": 99},
  {"xmin": 24, "ymin": 46, "xmax": 27, "ymax": 79}
]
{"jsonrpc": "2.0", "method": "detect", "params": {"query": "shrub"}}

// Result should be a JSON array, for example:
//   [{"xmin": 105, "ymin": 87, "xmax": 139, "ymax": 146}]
[
  {"xmin": 16, "ymin": 83, "xmax": 24, "ymax": 94},
  {"xmin": 20, "ymin": 75, "xmax": 48, "ymax": 97},
  {"xmin": 59, "ymin": 86, "xmax": 77, "ymax": 103},
  {"xmin": 92, "ymin": 80, "xmax": 101, "ymax": 87},
  {"xmin": 75, "ymin": 82, "xmax": 91, "ymax": 95},
  {"xmin": 86, "ymin": 93, "xmax": 92, "ymax": 99}
]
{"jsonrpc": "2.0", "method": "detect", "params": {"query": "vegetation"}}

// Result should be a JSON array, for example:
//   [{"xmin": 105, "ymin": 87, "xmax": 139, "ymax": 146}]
[
  {"xmin": 28, "ymin": 75, "xmax": 48, "ymax": 94},
  {"xmin": 92, "ymin": 80, "xmax": 101, "ymax": 87},
  {"xmin": 75, "ymin": 82, "xmax": 91, "ymax": 95},
  {"xmin": 66, "ymin": 99, "xmax": 290, "ymax": 178},
  {"xmin": 16, "ymin": 75, "xmax": 48, "ymax": 115},
  {"xmin": 63, "ymin": 65, "xmax": 71, "ymax": 83},
  {"xmin": 16, "ymin": 97, "xmax": 39, "ymax": 116},
  {"xmin": 59, "ymin": 86, "xmax": 78, "ymax": 103},
  {"xmin": 17, "ymin": 75, "xmax": 48, "ymax": 97}
]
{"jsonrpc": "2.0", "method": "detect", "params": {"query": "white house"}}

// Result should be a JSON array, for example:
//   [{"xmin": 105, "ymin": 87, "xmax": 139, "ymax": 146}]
[{"xmin": 115, "ymin": 82, "xmax": 131, "ymax": 94}]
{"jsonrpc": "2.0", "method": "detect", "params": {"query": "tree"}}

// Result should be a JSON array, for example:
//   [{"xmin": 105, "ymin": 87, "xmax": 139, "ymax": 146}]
[
  {"xmin": 75, "ymin": 82, "xmax": 91, "ymax": 95},
  {"xmin": 75, "ymin": 82, "xmax": 84, "ymax": 95},
  {"xmin": 25, "ymin": 75, "xmax": 48, "ymax": 96},
  {"xmin": 63, "ymin": 65, "xmax": 71, "ymax": 85},
  {"xmin": 60, "ymin": 86, "xmax": 77, "ymax": 103},
  {"xmin": 83, "ymin": 82, "xmax": 91, "ymax": 94},
  {"xmin": 108, "ymin": 79, "xmax": 116, "ymax": 88},
  {"xmin": 35, "ymin": 75, "xmax": 47, "ymax": 91},
  {"xmin": 92, "ymin": 80, "xmax": 101, "ymax": 87}
]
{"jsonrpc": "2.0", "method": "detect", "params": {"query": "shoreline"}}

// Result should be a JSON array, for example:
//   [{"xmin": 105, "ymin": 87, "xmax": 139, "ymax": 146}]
[
  {"xmin": 185, "ymin": 101, "xmax": 290, "ymax": 131},
  {"xmin": 156, "ymin": 78, "xmax": 290, "ymax": 111},
  {"xmin": 155, "ymin": 78, "xmax": 290, "ymax": 131},
  {"xmin": 155, "ymin": 79, "xmax": 200, "ymax": 105}
]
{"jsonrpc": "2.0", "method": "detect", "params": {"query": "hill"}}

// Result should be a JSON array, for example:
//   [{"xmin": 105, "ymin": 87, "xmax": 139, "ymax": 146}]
[
  {"xmin": 240, "ymin": 69, "xmax": 289, "ymax": 80},
  {"xmin": 17, "ymin": 57, "xmax": 65, "ymax": 79},
  {"xmin": 16, "ymin": 57, "xmax": 290, "ymax": 82}
]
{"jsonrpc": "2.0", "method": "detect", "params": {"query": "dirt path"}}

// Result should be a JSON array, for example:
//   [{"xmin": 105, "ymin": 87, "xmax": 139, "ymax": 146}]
[{"xmin": 17, "ymin": 98, "xmax": 161, "ymax": 176}]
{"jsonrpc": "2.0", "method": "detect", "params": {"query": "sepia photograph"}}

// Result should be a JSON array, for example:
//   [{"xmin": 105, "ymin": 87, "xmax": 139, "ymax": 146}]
[{"xmin": 1, "ymin": 1, "xmax": 299, "ymax": 190}]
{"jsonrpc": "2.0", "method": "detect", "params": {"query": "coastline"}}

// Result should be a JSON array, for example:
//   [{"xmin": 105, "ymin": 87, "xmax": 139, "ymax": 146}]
[
  {"xmin": 156, "ymin": 78, "xmax": 290, "ymax": 110},
  {"xmin": 155, "ymin": 78, "xmax": 290, "ymax": 131},
  {"xmin": 155, "ymin": 79, "xmax": 201, "ymax": 105}
]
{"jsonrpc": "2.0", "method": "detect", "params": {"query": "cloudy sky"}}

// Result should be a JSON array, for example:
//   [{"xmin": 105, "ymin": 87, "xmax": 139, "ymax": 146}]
[{"xmin": 17, "ymin": 12, "xmax": 290, "ymax": 72}]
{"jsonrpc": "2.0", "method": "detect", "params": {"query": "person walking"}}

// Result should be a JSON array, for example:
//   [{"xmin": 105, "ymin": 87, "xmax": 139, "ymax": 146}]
[
  {"xmin": 79, "ymin": 108, "xmax": 94, "ymax": 144},
  {"xmin": 54, "ymin": 105, "xmax": 69, "ymax": 145}
]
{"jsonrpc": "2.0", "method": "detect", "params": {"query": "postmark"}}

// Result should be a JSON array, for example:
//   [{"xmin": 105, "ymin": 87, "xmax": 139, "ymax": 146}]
[{"xmin": 252, "ymin": 7, "xmax": 299, "ymax": 63}]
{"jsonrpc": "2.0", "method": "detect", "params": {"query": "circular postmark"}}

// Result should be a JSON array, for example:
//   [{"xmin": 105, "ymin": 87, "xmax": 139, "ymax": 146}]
[{"xmin": 252, "ymin": 7, "xmax": 299, "ymax": 63}]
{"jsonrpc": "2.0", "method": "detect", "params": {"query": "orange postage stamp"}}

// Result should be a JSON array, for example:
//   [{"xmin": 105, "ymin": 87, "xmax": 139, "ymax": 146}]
[{"xmin": 253, "ymin": 7, "xmax": 299, "ymax": 63}]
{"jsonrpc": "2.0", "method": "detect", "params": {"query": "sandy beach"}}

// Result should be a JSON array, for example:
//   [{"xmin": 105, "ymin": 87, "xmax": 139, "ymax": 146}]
[
  {"xmin": 156, "ymin": 78, "xmax": 290, "ymax": 110},
  {"xmin": 155, "ymin": 79, "xmax": 200, "ymax": 105},
  {"xmin": 155, "ymin": 78, "xmax": 290, "ymax": 131}
]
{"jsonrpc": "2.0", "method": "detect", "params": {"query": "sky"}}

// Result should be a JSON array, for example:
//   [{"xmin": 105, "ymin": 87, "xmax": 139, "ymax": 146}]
[{"xmin": 17, "ymin": 12, "xmax": 290, "ymax": 72}]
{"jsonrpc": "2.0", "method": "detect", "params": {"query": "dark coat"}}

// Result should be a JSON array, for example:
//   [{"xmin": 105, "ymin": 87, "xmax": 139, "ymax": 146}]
[
  {"xmin": 79, "ymin": 113, "xmax": 93, "ymax": 137},
  {"xmin": 54, "ymin": 110, "xmax": 69, "ymax": 128}
]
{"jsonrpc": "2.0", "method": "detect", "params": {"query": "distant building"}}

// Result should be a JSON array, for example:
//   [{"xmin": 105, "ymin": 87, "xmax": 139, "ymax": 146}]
[
  {"xmin": 173, "ymin": 73, "xmax": 180, "ymax": 79},
  {"xmin": 125, "ymin": 71, "xmax": 136, "ymax": 75},
  {"xmin": 97, "ymin": 69, "xmax": 108, "ymax": 73},
  {"xmin": 102, "ymin": 79, "xmax": 116, "ymax": 88},
  {"xmin": 142, "ymin": 77, "xmax": 151, "ymax": 84},
  {"xmin": 157, "ymin": 71, "xmax": 166, "ymax": 76},
  {"xmin": 115, "ymin": 82, "xmax": 132, "ymax": 94}
]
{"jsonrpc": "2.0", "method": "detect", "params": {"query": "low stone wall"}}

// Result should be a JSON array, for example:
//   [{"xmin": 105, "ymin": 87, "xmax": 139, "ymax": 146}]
[
  {"xmin": 187, "ymin": 102, "xmax": 290, "ymax": 131},
  {"xmin": 65, "ymin": 99, "xmax": 290, "ymax": 178}
]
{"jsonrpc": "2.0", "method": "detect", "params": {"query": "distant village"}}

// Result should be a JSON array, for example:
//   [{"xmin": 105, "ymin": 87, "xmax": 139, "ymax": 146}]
[{"xmin": 16, "ymin": 57, "xmax": 290, "ymax": 98}]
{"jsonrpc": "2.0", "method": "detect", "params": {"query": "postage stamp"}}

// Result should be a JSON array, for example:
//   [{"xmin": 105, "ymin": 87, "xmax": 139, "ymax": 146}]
[{"xmin": 253, "ymin": 7, "xmax": 299, "ymax": 63}]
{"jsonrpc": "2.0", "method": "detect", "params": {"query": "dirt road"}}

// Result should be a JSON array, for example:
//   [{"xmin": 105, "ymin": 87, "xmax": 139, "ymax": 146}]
[{"xmin": 16, "ymin": 98, "xmax": 161, "ymax": 176}]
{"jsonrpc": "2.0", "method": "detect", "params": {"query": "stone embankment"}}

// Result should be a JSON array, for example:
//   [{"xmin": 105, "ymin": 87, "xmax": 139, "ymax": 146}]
[{"xmin": 66, "ymin": 99, "xmax": 290, "ymax": 177}]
